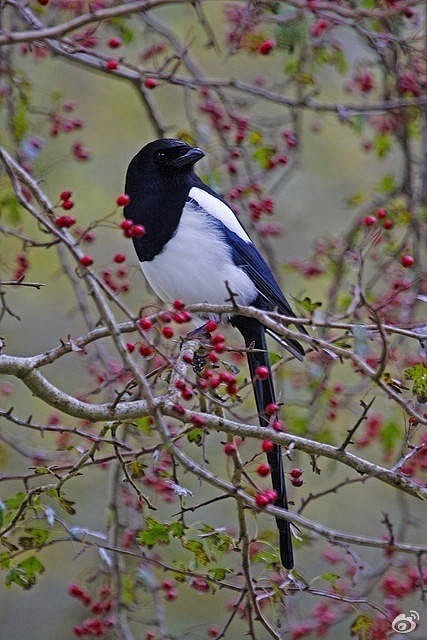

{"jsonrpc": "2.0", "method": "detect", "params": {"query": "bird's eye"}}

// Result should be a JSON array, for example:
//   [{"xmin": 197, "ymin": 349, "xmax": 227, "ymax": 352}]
[{"xmin": 155, "ymin": 150, "xmax": 167, "ymax": 162}]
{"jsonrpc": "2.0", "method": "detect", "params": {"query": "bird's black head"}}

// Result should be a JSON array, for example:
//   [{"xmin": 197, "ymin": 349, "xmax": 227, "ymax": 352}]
[{"xmin": 127, "ymin": 138, "xmax": 205, "ymax": 179}]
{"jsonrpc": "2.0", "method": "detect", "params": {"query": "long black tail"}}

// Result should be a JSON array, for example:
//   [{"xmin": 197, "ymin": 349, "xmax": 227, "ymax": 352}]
[{"xmin": 232, "ymin": 315, "xmax": 294, "ymax": 570}]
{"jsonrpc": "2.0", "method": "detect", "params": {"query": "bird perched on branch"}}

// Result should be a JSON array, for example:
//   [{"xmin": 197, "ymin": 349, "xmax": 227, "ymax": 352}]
[{"xmin": 124, "ymin": 138, "xmax": 307, "ymax": 569}]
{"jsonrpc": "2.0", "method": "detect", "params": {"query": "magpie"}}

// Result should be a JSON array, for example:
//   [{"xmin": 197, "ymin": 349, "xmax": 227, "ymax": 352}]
[{"xmin": 124, "ymin": 138, "xmax": 306, "ymax": 569}]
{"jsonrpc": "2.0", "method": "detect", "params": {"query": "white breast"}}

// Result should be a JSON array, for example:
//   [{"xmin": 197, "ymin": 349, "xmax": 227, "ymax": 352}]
[{"xmin": 141, "ymin": 200, "xmax": 257, "ymax": 307}]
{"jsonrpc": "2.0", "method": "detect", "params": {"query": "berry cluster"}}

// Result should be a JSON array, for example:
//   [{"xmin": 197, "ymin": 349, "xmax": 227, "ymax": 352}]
[{"xmin": 68, "ymin": 583, "xmax": 114, "ymax": 637}]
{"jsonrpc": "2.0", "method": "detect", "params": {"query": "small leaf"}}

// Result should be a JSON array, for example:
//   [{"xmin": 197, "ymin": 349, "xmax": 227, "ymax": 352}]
[
  {"xmin": 127, "ymin": 460, "xmax": 146, "ymax": 479},
  {"xmin": 187, "ymin": 428, "xmax": 203, "ymax": 445},
  {"xmin": 350, "ymin": 613, "xmax": 374, "ymax": 639},
  {"xmin": 137, "ymin": 518, "xmax": 170, "ymax": 548},
  {"xmin": 404, "ymin": 363, "xmax": 427, "ymax": 403},
  {"xmin": 134, "ymin": 416, "xmax": 154, "ymax": 434},
  {"xmin": 58, "ymin": 495, "xmax": 76, "ymax": 515},
  {"xmin": 4, "ymin": 492, "xmax": 27, "ymax": 510},
  {"xmin": 208, "ymin": 566, "xmax": 230, "ymax": 580},
  {"xmin": 18, "ymin": 527, "xmax": 49, "ymax": 550},
  {"xmin": 376, "ymin": 173, "xmax": 396, "ymax": 195},
  {"xmin": 182, "ymin": 539, "xmax": 210, "ymax": 566},
  {"xmin": 252, "ymin": 146, "xmax": 275, "ymax": 170},
  {"xmin": 252, "ymin": 550, "xmax": 280, "ymax": 565},
  {"xmin": 373, "ymin": 133, "xmax": 392, "ymax": 158},
  {"xmin": 169, "ymin": 521, "xmax": 185, "ymax": 539},
  {"xmin": 298, "ymin": 297, "xmax": 322, "ymax": 313},
  {"xmin": 269, "ymin": 351, "xmax": 282, "ymax": 367}
]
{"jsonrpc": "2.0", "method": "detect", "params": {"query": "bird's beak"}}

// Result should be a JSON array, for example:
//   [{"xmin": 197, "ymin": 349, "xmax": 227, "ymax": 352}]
[{"xmin": 171, "ymin": 147, "xmax": 205, "ymax": 168}]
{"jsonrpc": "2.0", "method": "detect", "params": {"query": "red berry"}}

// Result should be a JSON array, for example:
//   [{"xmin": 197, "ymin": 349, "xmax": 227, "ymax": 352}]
[
  {"xmin": 255, "ymin": 365, "xmax": 269, "ymax": 380},
  {"xmin": 79, "ymin": 254, "xmax": 94, "ymax": 267},
  {"xmin": 131, "ymin": 224, "xmax": 146, "ymax": 237},
  {"xmin": 139, "ymin": 343, "xmax": 154, "ymax": 357},
  {"xmin": 38, "ymin": 0, "xmax": 49, "ymax": 5},
  {"xmin": 290, "ymin": 467, "xmax": 302, "ymax": 479},
  {"xmin": 262, "ymin": 439, "xmax": 274, "ymax": 453},
  {"xmin": 126, "ymin": 342, "xmax": 135, "ymax": 353},
  {"xmin": 383, "ymin": 219, "xmax": 393, "ymax": 230},
  {"xmin": 55, "ymin": 215, "xmax": 76, "ymax": 228},
  {"xmin": 258, "ymin": 39, "xmax": 276, "ymax": 55},
  {"xmin": 265, "ymin": 402, "xmax": 279, "ymax": 415},
  {"xmin": 205, "ymin": 320, "xmax": 218, "ymax": 333},
  {"xmin": 173, "ymin": 299, "xmax": 185, "ymax": 310},
  {"xmin": 161, "ymin": 579, "xmax": 174, "ymax": 591},
  {"xmin": 61, "ymin": 199, "xmax": 74, "ymax": 210},
  {"xmin": 255, "ymin": 492, "xmax": 269, "ymax": 507},
  {"xmin": 181, "ymin": 387, "xmax": 193, "ymax": 401},
  {"xmin": 291, "ymin": 477, "xmax": 304, "ymax": 487},
  {"xmin": 68, "ymin": 583, "xmax": 84, "ymax": 598},
  {"xmin": 165, "ymin": 588, "xmax": 178, "ymax": 601},
  {"xmin": 211, "ymin": 333, "xmax": 225, "ymax": 345},
  {"xmin": 73, "ymin": 626, "xmax": 86, "ymax": 637},
  {"xmin": 224, "ymin": 442, "xmax": 236, "ymax": 456},
  {"xmin": 362, "ymin": 215, "xmax": 376, "ymax": 227},
  {"xmin": 173, "ymin": 310, "xmax": 192, "ymax": 323},
  {"xmin": 116, "ymin": 194, "xmax": 131, "ymax": 207},
  {"xmin": 144, "ymin": 78, "xmax": 158, "ymax": 89},
  {"xmin": 376, "ymin": 208, "xmax": 387, "ymax": 219},
  {"xmin": 162, "ymin": 326, "xmax": 174, "ymax": 339},
  {"xmin": 139, "ymin": 316, "xmax": 153, "ymax": 330},
  {"xmin": 208, "ymin": 626, "xmax": 219, "ymax": 638},
  {"xmin": 113, "ymin": 253, "xmax": 126, "ymax": 263},
  {"xmin": 192, "ymin": 577, "xmax": 209, "ymax": 592},
  {"xmin": 257, "ymin": 463, "xmax": 270, "ymax": 477},
  {"xmin": 401, "ymin": 254, "xmax": 414, "ymax": 268},
  {"xmin": 106, "ymin": 59, "xmax": 119, "ymax": 70},
  {"xmin": 60, "ymin": 190, "xmax": 72, "ymax": 201},
  {"xmin": 120, "ymin": 219, "xmax": 133, "ymax": 231},
  {"xmin": 108, "ymin": 37, "xmax": 122, "ymax": 49}
]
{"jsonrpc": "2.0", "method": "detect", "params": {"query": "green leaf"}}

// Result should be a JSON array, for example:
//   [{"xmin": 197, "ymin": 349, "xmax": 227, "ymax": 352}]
[
  {"xmin": 269, "ymin": 351, "xmax": 281, "ymax": 367},
  {"xmin": 252, "ymin": 146, "xmax": 275, "ymax": 170},
  {"xmin": 58, "ymin": 495, "xmax": 76, "ymax": 515},
  {"xmin": 127, "ymin": 460, "xmax": 146, "ymax": 479},
  {"xmin": 208, "ymin": 566, "xmax": 230, "ymax": 580},
  {"xmin": 275, "ymin": 20, "xmax": 306, "ymax": 52},
  {"xmin": 346, "ymin": 191, "xmax": 366, "ymax": 207},
  {"xmin": 134, "ymin": 416, "xmax": 154, "ymax": 434},
  {"xmin": 4, "ymin": 492, "xmax": 27, "ymax": 510},
  {"xmin": 373, "ymin": 133, "xmax": 392, "ymax": 158},
  {"xmin": 321, "ymin": 572, "xmax": 341, "ymax": 591},
  {"xmin": 404, "ymin": 363, "xmax": 427, "ymax": 403},
  {"xmin": 298, "ymin": 297, "xmax": 322, "ymax": 313},
  {"xmin": 380, "ymin": 421, "xmax": 401, "ymax": 454},
  {"xmin": 18, "ymin": 527, "xmax": 49, "ymax": 550},
  {"xmin": 5, "ymin": 556, "xmax": 44, "ymax": 590},
  {"xmin": 0, "ymin": 552, "xmax": 10, "ymax": 568},
  {"xmin": 182, "ymin": 539, "xmax": 210, "ymax": 566},
  {"xmin": 169, "ymin": 521, "xmax": 185, "ymax": 539},
  {"xmin": 350, "ymin": 613, "xmax": 374, "ymax": 639},
  {"xmin": 137, "ymin": 518, "xmax": 171, "ymax": 547},
  {"xmin": 12, "ymin": 103, "xmax": 29, "ymax": 143},
  {"xmin": 252, "ymin": 549, "xmax": 280, "ymax": 565},
  {"xmin": 376, "ymin": 173, "xmax": 396, "ymax": 195},
  {"xmin": 187, "ymin": 428, "xmax": 203, "ymax": 445},
  {"xmin": 0, "ymin": 193, "xmax": 21, "ymax": 223}
]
